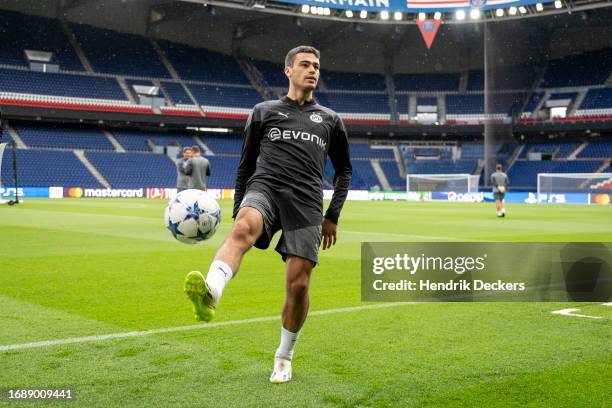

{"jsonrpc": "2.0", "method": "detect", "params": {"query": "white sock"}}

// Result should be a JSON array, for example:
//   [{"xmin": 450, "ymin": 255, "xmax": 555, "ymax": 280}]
[
  {"xmin": 205, "ymin": 260, "xmax": 233, "ymax": 306},
  {"xmin": 501, "ymin": 208, "xmax": 506, "ymax": 213},
  {"xmin": 275, "ymin": 327, "xmax": 300, "ymax": 361}
]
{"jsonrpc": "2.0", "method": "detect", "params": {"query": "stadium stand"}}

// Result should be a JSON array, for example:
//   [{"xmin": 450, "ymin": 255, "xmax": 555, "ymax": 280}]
[
  {"xmin": 189, "ymin": 84, "xmax": 263, "ymax": 109},
  {"xmin": 1, "ymin": 149, "xmax": 102, "ymax": 188},
  {"xmin": 508, "ymin": 160, "xmax": 607, "ymax": 190},
  {"xmin": 540, "ymin": 48, "xmax": 612, "ymax": 87},
  {"xmin": 319, "ymin": 93, "xmax": 390, "ymax": 114},
  {"xmin": 250, "ymin": 58, "xmax": 288, "ymax": 88},
  {"xmin": 86, "ymin": 152, "xmax": 176, "ymax": 188},
  {"xmin": 111, "ymin": 130, "xmax": 200, "ymax": 152},
  {"xmin": 158, "ymin": 40, "xmax": 249, "ymax": 84},
  {"xmin": 576, "ymin": 140, "xmax": 612, "ymax": 158},
  {"xmin": 394, "ymin": 73, "xmax": 460, "ymax": 91},
  {"xmin": 378, "ymin": 161, "xmax": 404, "ymax": 190},
  {"xmin": 0, "ymin": 10, "xmax": 83, "ymax": 71},
  {"xmin": 350, "ymin": 144, "xmax": 395, "ymax": 159},
  {"xmin": 71, "ymin": 24, "xmax": 169, "ymax": 78},
  {"xmin": 0, "ymin": 68, "xmax": 127, "ymax": 100},
  {"xmin": 201, "ymin": 135, "xmax": 242, "ymax": 155},
  {"xmin": 519, "ymin": 141, "xmax": 581, "ymax": 159},
  {"xmin": 161, "ymin": 82, "xmax": 194, "ymax": 105},
  {"xmin": 321, "ymin": 71, "xmax": 386, "ymax": 91},
  {"xmin": 405, "ymin": 159, "xmax": 477, "ymax": 175},
  {"xmin": 13, "ymin": 124, "xmax": 114, "ymax": 150}
]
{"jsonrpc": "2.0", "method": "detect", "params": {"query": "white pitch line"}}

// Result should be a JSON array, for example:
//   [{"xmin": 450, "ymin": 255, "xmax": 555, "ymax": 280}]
[
  {"xmin": 550, "ymin": 308, "xmax": 602, "ymax": 319},
  {"xmin": 0, "ymin": 302, "xmax": 412, "ymax": 352}
]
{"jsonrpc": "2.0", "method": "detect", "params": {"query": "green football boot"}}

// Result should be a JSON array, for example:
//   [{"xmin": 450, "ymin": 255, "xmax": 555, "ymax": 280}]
[{"xmin": 184, "ymin": 271, "xmax": 216, "ymax": 322}]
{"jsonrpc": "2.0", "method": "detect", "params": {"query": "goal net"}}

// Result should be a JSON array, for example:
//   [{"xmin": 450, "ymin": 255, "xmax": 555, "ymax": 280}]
[
  {"xmin": 406, "ymin": 173, "xmax": 480, "ymax": 193},
  {"xmin": 538, "ymin": 173, "xmax": 612, "ymax": 196}
]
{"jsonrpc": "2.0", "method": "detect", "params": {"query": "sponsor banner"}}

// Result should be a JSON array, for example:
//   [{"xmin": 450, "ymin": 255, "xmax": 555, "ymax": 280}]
[
  {"xmin": 590, "ymin": 193, "xmax": 611, "ymax": 205},
  {"xmin": 369, "ymin": 191, "xmax": 431, "ymax": 201},
  {"xmin": 273, "ymin": 0, "xmax": 553, "ymax": 13},
  {"xmin": 431, "ymin": 191, "xmax": 591, "ymax": 204},
  {"xmin": 65, "ymin": 187, "xmax": 144, "ymax": 198},
  {"xmin": 0, "ymin": 187, "xmax": 52, "ymax": 198},
  {"xmin": 323, "ymin": 189, "xmax": 369, "ymax": 200},
  {"xmin": 146, "ymin": 188, "xmax": 177, "ymax": 200},
  {"xmin": 362, "ymin": 242, "xmax": 612, "ymax": 302}
]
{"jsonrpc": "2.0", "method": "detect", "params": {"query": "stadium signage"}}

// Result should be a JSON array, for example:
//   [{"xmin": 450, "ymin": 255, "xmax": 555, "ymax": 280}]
[
  {"xmin": 275, "ymin": 0, "xmax": 554, "ymax": 12},
  {"xmin": 83, "ymin": 188, "xmax": 144, "ymax": 198}
]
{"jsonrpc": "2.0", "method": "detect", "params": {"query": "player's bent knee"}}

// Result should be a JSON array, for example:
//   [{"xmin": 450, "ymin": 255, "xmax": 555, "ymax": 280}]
[{"xmin": 230, "ymin": 219, "xmax": 259, "ymax": 248}]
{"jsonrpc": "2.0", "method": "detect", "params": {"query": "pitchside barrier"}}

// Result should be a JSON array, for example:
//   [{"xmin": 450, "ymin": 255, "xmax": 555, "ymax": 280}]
[{"xmin": 2, "ymin": 187, "xmax": 610, "ymax": 205}]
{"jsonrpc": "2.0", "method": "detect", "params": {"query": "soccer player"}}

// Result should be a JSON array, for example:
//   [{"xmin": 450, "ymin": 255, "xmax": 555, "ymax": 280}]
[
  {"xmin": 175, "ymin": 147, "xmax": 192, "ymax": 192},
  {"xmin": 183, "ymin": 45, "xmax": 352, "ymax": 383},
  {"xmin": 185, "ymin": 145, "xmax": 211, "ymax": 191},
  {"xmin": 491, "ymin": 164, "xmax": 509, "ymax": 217}
]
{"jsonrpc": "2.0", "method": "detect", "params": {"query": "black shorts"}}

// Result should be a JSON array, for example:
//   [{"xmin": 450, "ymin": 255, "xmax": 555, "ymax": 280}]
[
  {"xmin": 239, "ymin": 189, "xmax": 322, "ymax": 266},
  {"xmin": 494, "ymin": 192, "xmax": 505, "ymax": 200}
]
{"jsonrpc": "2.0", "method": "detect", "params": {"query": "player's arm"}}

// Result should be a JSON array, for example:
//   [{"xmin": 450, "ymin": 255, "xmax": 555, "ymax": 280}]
[
  {"xmin": 233, "ymin": 106, "xmax": 262, "ymax": 218},
  {"xmin": 206, "ymin": 159, "xmax": 211, "ymax": 176},
  {"xmin": 322, "ymin": 115, "xmax": 352, "ymax": 249}
]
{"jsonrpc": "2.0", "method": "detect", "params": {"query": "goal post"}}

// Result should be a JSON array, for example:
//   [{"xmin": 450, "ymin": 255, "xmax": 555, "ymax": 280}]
[
  {"xmin": 537, "ymin": 173, "xmax": 612, "ymax": 197},
  {"xmin": 0, "ymin": 141, "xmax": 20, "ymax": 205},
  {"xmin": 406, "ymin": 173, "xmax": 480, "ymax": 193}
]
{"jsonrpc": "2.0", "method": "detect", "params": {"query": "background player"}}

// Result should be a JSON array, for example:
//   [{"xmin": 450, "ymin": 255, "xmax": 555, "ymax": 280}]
[
  {"xmin": 491, "ymin": 164, "xmax": 509, "ymax": 217},
  {"xmin": 175, "ymin": 146, "xmax": 192, "ymax": 192},
  {"xmin": 185, "ymin": 145, "xmax": 211, "ymax": 191},
  {"xmin": 183, "ymin": 45, "xmax": 352, "ymax": 383}
]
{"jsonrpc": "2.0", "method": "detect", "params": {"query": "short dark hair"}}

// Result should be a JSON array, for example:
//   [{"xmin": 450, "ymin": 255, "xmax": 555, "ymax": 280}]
[
  {"xmin": 191, "ymin": 145, "xmax": 200, "ymax": 153},
  {"xmin": 496, "ymin": 164, "xmax": 502, "ymax": 171},
  {"xmin": 182, "ymin": 146, "xmax": 192, "ymax": 152},
  {"xmin": 284, "ymin": 46, "xmax": 320, "ymax": 68}
]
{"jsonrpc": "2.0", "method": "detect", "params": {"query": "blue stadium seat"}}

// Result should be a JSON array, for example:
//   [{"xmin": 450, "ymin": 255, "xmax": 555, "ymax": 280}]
[
  {"xmin": 461, "ymin": 143, "xmax": 484, "ymax": 160},
  {"xmin": 394, "ymin": 73, "xmax": 459, "ymax": 91},
  {"xmin": 577, "ymin": 141, "xmax": 612, "ymax": 158},
  {"xmin": 579, "ymin": 88, "xmax": 612, "ymax": 110},
  {"xmin": 520, "ymin": 142, "xmax": 581, "ymax": 159},
  {"xmin": 189, "ymin": 84, "xmax": 263, "ymax": 108},
  {"xmin": 321, "ymin": 93, "xmax": 390, "ymax": 114},
  {"xmin": 250, "ymin": 59, "xmax": 288, "ymax": 88},
  {"xmin": 446, "ymin": 95, "xmax": 484, "ymax": 114},
  {"xmin": 1, "ymin": 149, "xmax": 102, "ymax": 188},
  {"xmin": 508, "ymin": 160, "xmax": 606, "ymax": 190},
  {"xmin": 71, "ymin": 24, "xmax": 169, "ymax": 78},
  {"xmin": 202, "ymin": 135, "xmax": 243, "ymax": 155},
  {"xmin": 14, "ymin": 124, "xmax": 114, "ymax": 150},
  {"xmin": 405, "ymin": 160, "xmax": 477, "ymax": 175},
  {"xmin": 541, "ymin": 48, "xmax": 612, "ymax": 87},
  {"xmin": 350, "ymin": 144, "xmax": 395, "ymax": 159},
  {"xmin": 86, "ymin": 152, "xmax": 176, "ymax": 188},
  {"xmin": 161, "ymin": 82, "xmax": 193, "ymax": 105},
  {"xmin": 379, "ymin": 161, "xmax": 404, "ymax": 189},
  {"xmin": 0, "ymin": 68, "xmax": 127, "ymax": 100},
  {"xmin": 0, "ymin": 10, "xmax": 83, "ymax": 71},
  {"xmin": 158, "ymin": 40, "xmax": 249, "ymax": 84},
  {"xmin": 111, "ymin": 130, "xmax": 199, "ymax": 152},
  {"xmin": 321, "ymin": 70, "xmax": 386, "ymax": 91}
]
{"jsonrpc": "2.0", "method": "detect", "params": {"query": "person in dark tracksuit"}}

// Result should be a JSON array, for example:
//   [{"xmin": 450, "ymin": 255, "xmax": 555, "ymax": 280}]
[
  {"xmin": 175, "ymin": 147, "xmax": 192, "ymax": 192},
  {"xmin": 183, "ymin": 45, "xmax": 352, "ymax": 384},
  {"xmin": 184, "ymin": 146, "xmax": 211, "ymax": 191}
]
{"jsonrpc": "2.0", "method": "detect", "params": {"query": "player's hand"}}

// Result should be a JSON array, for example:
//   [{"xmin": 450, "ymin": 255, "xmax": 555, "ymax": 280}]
[{"xmin": 321, "ymin": 218, "xmax": 337, "ymax": 250}]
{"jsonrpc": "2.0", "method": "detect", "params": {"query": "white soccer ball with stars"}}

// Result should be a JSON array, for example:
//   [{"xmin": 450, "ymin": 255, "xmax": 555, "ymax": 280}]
[{"xmin": 164, "ymin": 189, "xmax": 221, "ymax": 244}]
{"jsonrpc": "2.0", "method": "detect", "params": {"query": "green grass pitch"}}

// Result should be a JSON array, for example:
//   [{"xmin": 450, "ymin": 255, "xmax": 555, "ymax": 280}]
[{"xmin": 0, "ymin": 199, "xmax": 610, "ymax": 407}]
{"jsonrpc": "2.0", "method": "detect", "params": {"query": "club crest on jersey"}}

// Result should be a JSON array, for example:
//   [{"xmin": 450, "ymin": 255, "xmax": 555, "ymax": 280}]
[{"xmin": 310, "ymin": 112, "xmax": 323, "ymax": 123}]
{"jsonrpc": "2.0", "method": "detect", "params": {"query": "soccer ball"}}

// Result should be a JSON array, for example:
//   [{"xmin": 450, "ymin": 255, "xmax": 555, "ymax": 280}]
[{"xmin": 165, "ymin": 189, "xmax": 221, "ymax": 244}]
